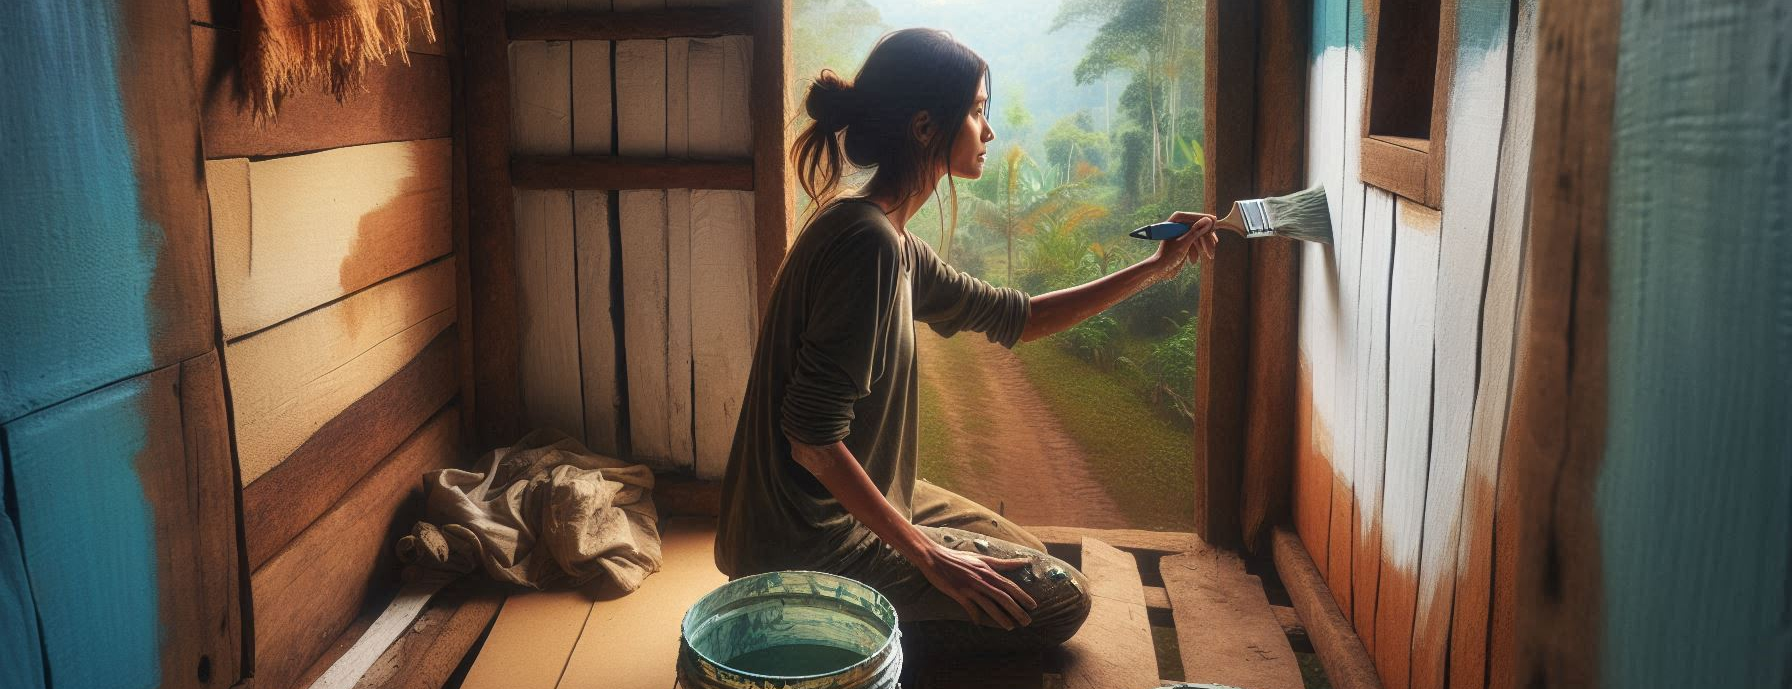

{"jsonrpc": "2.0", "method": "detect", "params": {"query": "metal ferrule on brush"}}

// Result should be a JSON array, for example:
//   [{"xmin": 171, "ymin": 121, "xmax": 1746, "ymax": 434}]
[{"xmin": 1236, "ymin": 199, "xmax": 1275, "ymax": 238}]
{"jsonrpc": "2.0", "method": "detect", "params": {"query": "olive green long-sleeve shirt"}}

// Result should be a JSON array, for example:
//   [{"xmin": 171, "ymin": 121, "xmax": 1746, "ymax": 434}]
[{"xmin": 715, "ymin": 198, "xmax": 1031, "ymax": 577}]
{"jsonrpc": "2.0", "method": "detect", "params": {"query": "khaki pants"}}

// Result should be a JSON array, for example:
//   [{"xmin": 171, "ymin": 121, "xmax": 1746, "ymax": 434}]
[{"xmin": 816, "ymin": 480, "xmax": 1093, "ymax": 652}]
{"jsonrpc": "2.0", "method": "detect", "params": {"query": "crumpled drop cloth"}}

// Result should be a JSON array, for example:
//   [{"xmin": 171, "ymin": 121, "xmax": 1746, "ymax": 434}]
[{"xmin": 396, "ymin": 429, "xmax": 662, "ymax": 591}]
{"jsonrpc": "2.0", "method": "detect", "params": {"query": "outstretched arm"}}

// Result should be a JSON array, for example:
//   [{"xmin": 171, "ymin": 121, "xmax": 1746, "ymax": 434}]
[{"xmin": 1019, "ymin": 212, "xmax": 1217, "ymax": 343}]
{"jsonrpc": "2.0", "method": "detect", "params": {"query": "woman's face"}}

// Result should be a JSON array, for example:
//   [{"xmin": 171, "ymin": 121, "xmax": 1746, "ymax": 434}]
[{"xmin": 945, "ymin": 78, "xmax": 995, "ymax": 179}]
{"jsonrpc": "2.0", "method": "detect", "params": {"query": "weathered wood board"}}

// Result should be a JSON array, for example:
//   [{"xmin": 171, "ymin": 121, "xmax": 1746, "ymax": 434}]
[
  {"xmin": 516, "ymin": 189, "xmax": 587, "ymax": 440},
  {"xmin": 1059, "ymin": 537, "xmax": 1158, "ymax": 689},
  {"xmin": 1349, "ymin": 186, "xmax": 1396, "ymax": 652},
  {"xmin": 689, "ymin": 190, "xmax": 757, "ymax": 479},
  {"xmin": 206, "ymin": 139, "xmax": 454, "ymax": 339},
  {"xmin": 510, "ymin": 40, "xmax": 573, "ymax": 156},
  {"xmin": 620, "ymin": 190, "xmax": 674, "ymax": 466},
  {"xmin": 575, "ymin": 191, "xmax": 623, "ymax": 456},
  {"xmin": 226, "ymin": 259, "xmax": 457, "ymax": 484},
  {"xmin": 1162, "ymin": 549, "xmax": 1303, "ymax": 689}
]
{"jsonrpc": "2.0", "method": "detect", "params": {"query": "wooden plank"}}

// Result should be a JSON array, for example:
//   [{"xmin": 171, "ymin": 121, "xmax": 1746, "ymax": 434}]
[
  {"xmin": 554, "ymin": 518, "xmax": 730, "ymax": 689},
  {"xmin": 207, "ymin": 139, "xmax": 454, "ymax": 339},
  {"xmin": 1144, "ymin": 585, "xmax": 1171, "ymax": 611},
  {"xmin": 355, "ymin": 583, "xmax": 505, "ymax": 689},
  {"xmin": 1239, "ymin": 0, "xmax": 1310, "ymax": 552},
  {"xmin": 666, "ymin": 189, "xmax": 698, "ymax": 470},
  {"xmin": 511, "ymin": 155, "xmax": 756, "ymax": 189},
  {"xmin": 466, "ymin": 0, "xmax": 525, "ymax": 449},
  {"xmin": 1024, "ymin": 526, "xmax": 1204, "ymax": 556},
  {"xmin": 1373, "ymin": 199, "xmax": 1440, "ymax": 689},
  {"xmin": 575, "ymin": 191, "xmax": 623, "ymax": 456},
  {"xmin": 190, "ymin": 27, "xmax": 451, "ymax": 159},
  {"xmin": 1349, "ymin": 187, "xmax": 1396, "ymax": 652},
  {"xmin": 685, "ymin": 36, "xmax": 753, "ymax": 158},
  {"xmin": 616, "ymin": 39, "xmax": 667, "ymax": 157},
  {"xmin": 0, "ymin": 442, "xmax": 45, "ymax": 689},
  {"xmin": 252, "ymin": 408, "xmax": 462, "ymax": 689},
  {"xmin": 749, "ymin": 0, "xmax": 791, "ymax": 316},
  {"xmin": 5, "ymin": 366, "xmax": 211, "ymax": 689},
  {"xmin": 309, "ymin": 579, "xmax": 449, "ymax": 689},
  {"xmin": 620, "ymin": 190, "xmax": 673, "ymax": 466},
  {"xmin": 1273, "ymin": 528, "xmax": 1383, "ymax": 689},
  {"xmin": 226, "ymin": 259, "xmax": 457, "ymax": 484},
  {"xmin": 243, "ymin": 328, "xmax": 458, "ymax": 569},
  {"xmin": 1058, "ymin": 538, "xmax": 1158, "ymax": 689},
  {"xmin": 1358, "ymin": 136, "xmax": 1430, "ymax": 205},
  {"xmin": 1452, "ymin": 6, "xmax": 1534, "ymax": 689},
  {"xmin": 515, "ymin": 190, "xmax": 587, "ymax": 440},
  {"xmin": 571, "ymin": 40, "xmax": 614, "ymax": 154},
  {"xmin": 510, "ymin": 8, "xmax": 753, "ymax": 40},
  {"xmin": 1503, "ymin": 0, "xmax": 1617, "ymax": 684},
  {"xmin": 510, "ymin": 40, "xmax": 573, "ymax": 155},
  {"xmin": 690, "ymin": 191, "xmax": 756, "ymax": 479},
  {"xmin": 180, "ymin": 351, "xmax": 245, "ymax": 688},
  {"xmin": 457, "ymin": 591, "xmax": 595, "ymax": 689},
  {"xmin": 1193, "ymin": 0, "xmax": 1256, "ymax": 551},
  {"xmin": 1409, "ymin": 3, "xmax": 1517, "ymax": 687},
  {"xmin": 1162, "ymin": 548, "xmax": 1302, "ymax": 689}
]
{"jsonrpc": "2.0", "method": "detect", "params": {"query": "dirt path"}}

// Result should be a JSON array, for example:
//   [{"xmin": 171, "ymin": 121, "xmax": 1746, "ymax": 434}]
[{"xmin": 915, "ymin": 331, "xmax": 1132, "ymax": 530}]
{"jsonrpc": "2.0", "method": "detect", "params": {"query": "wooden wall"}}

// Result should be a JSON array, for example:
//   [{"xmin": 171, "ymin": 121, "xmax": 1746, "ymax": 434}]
[
  {"xmin": 500, "ymin": 0, "xmax": 761, "ymax": 479},
  {"xmin": 189, "ymin": 0, "xmax": 468, "ymax": 687},
  {"xmin": 1289, "ymin": 1, "xmax": 1535, "ymax": 688}
]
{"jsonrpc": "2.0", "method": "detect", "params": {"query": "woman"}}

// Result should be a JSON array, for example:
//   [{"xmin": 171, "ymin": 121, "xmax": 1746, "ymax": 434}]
[{"xmin": 715, "ymin": 28, "xmax": 1217, "ymax": 651}]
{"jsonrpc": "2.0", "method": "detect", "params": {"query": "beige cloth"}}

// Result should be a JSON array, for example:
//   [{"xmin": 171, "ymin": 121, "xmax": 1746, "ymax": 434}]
[
  {"xmin": 241, "ymin": 0, "xmax": 436, "ymax": 117},
  {"xmin": 396, "ymin": 429, "xmax": 662, "ymax": 591}
]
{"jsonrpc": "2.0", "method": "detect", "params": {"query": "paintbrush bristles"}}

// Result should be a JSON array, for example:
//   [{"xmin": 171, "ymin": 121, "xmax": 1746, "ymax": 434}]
[{"xmin": 1264, "ymin": 186, "xmax": 1334, "ymax": 244}]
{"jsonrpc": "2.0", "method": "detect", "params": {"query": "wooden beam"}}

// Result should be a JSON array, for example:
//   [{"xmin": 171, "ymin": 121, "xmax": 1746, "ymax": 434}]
[
  {"xmin": 1192, "ymin": 0, "xmax": 1259, "ymax": 551},
  {"xmin": 1238, "ymin": 0, "xmax": 1308, "ymax": 553},
  {"xmin": 508, "ymin": 8, "xmax": 752, "ymax": 40},
  {"xmin": 750, "ymin": 0, "xmax": 792, "ymax": 317},
  {"xmin": 511, "ymin": 155, "xmax": 755, "ymax": 190},
  {"xmin": 462, "ymin": 0, "xmax": 523, "ymax": 450},
  {"xmin": 1271, "ymin": 528, "xmax": 1382, "ymax": 689}
]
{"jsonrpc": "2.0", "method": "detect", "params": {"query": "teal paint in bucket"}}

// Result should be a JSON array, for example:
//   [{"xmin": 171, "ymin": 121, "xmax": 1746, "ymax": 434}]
[{"xmin": 678, "ymin": 571, "xmax": 902, "ymax": 689}]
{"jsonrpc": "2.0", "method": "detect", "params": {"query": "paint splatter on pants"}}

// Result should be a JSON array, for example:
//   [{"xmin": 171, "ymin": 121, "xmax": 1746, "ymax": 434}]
[{"xmin": 819, "ymin": 480, "xmax": 1093, "ymax": 652}]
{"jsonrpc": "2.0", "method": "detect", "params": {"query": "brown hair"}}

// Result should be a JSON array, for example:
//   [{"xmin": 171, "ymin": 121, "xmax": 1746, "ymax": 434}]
[{"xmin": 791, "ymin": 28, "xmax": 990, "ymax": 223}]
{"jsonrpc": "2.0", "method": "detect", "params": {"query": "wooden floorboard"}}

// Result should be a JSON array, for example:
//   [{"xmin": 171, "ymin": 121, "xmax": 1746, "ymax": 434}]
[
  {"xmin": 1058, "ymin": 537, "xmax": 1159, "ymax": 689},
  {"xmin": 1162, "ymin": 549, "xmax": 1304, "ymax": 689}
]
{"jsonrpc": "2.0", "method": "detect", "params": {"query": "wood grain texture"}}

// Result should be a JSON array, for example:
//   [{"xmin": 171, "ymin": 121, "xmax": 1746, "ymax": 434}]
[
  {"xmin": 510, "ymin": 40, "xmax": 573, "ymax": 156},
  {"xmin": 749, "ymin": 0, "xmax": 792, "ymax": 316},
  {"xmin": 515, "ymin": 190, "xmax": 587, "ymax": 439},
  {"xmin": 666, "ymin": 189, "xmax": 697, "ymax": 470},
  {"xmin": 685, "ymin": 36, "xmax": 753, "ymax": 158},
  {"xmin": 190, "ymin": 27, "xmax": 451, "ymax": 159},
  {"xmin": 689, "ymin": 190, "xmax": 757, "ymax": 479},
  {"xmin": 575, "ymin": 191, "xmax": 623, "ymax": 456},
  {"xmin": 554, "ymin": 518, "xmax": 730, "ymax": 689},
  {"xmin": 179, "ymin": 351, "xmax": 245, "ymax": 689},
  {"xmin": 620, "ymin": 190, "xmax": 674, "ymax": 467},
  {"xmin": 207, "ymin": 139, "xmax": 454, "ymax": 339},
  {"xmin": 355, "ymin": 583, "xmax": 504, "ymax": 689},
  {"xmin": 1163, "ymin": 548, "xmax": 1303, "ymax": 688},
  {"xmin": 1349, "ymin": 186, "xmax": 1397, "ymax": 653},
  {"xmin": 1373, "ymin": 199, "xmax": 1440, "ymax": 689},
  {"xmin": 1024, "ymin": 526, "xmax": 1204, "ymax": 556},
  {"xmin": 1273, "ymin": 528, "xmax": 1383, "ymax": 689},
  {"xmin": 1294, "ymin": 0, "xmax": 1343, "ymax": 582},
  {"xmin": 511, "ymin": 155, "xmax": 756, "ymax": 190},
  {"xmin": 571, "ymin": 40, "xmax": 613, "ymax": 154},
  {"xmin": 616, "ymin": 39, "xmax": 667, "ymax": 157},
  {"xmin": 243, "ymin": 328, "xmax": 458, "ymax": 570},
  {"xmin": 1501, "ymin": 0, "xmax": 1613, "ymax": 686},
  {"xmin": 226, "ymin": 259, "xmax": 457, "ymax": 484},
  {"xmin": 465, "ymin": 0, "xmax": 525, "ymax": 449},
  {"xmin": 252, "ymin": 407, "xmax": 462, "ymax": 689},
  {"xmin": 509, "ymin": 7, "xmax": 752, "ymax": 40},
  {"xmin": 309, "ymin": 580, "xmax": 448, "ymax": 689},
  {"xmin": 1358, "ymin": 0, "xmax": 1457, "ymax": 209},
  {"xmin": 1059, "ymin": 538, "xmax": 1157, "ymax": 689}
]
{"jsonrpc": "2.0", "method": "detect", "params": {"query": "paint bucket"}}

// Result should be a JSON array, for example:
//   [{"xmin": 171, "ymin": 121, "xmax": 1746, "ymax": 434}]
[{"xmin": 677, "ymin": 571, "xmax": 902, "ymax": 689}]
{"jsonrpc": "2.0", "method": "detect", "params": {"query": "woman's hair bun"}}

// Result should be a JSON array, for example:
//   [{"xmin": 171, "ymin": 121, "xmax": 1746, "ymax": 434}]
[{"xmin": 805, "ymin": 69, "xmax": 858, "ymax": 134}]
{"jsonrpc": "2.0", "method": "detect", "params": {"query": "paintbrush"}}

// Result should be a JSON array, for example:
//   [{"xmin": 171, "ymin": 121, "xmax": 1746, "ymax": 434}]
[{"xmin": 1128, "ymin": 186, "xmax": 1333, "ymax": 244}]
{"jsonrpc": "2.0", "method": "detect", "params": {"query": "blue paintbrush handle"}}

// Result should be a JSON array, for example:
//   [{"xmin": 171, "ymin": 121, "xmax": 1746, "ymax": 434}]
[{"xmin": 1129, "ymin": 221, "xmax": 1191, "ymax": 240}]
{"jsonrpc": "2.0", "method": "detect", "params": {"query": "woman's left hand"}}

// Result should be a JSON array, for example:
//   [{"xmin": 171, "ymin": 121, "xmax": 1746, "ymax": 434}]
[{"xmin": 1152, "ymin": 212, "xmax": 1218, "ymax": 272}]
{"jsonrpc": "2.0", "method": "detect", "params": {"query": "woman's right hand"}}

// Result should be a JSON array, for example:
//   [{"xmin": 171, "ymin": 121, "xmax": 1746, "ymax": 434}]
[{"xmin": 910, "ymin": 541, "xmax": 1039, "ymax": 629}]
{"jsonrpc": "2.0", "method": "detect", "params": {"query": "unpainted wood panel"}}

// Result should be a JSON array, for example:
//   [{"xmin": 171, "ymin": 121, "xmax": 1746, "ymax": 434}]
[
  {"xmin": 516, "ymin": 190, "xmax": 587, "ymax": 440},
  {"xmin": 575, "ymin": 191, "xmax": 623, "ymax": 456},
  {"xmin": 690, "ymin": 190, "xmax": 757, "ymax": 480},
  {"xmin": 1163, "ymin": 549, "xmax": 1303, "ymax": 689},
  {"xmin": 511, "ymin": 40, "xmax": 573, "ymax": 155},
  {"xmin": 616, "ymin": 40, "xmax": 668, "ymax": 157},
  {"xmin": 571, "ymin": 40, "xmax": 614, "ymax": 154},
  {"xmin": 208, "ymin": 139, "xmax": 454, "ymax": 339},
  {"xmin": 1410, "ymin": 2, "xmax": 1517, "ymax": 687},
  {"xmin": 1321, "ymin": 0, "xmax": 1365, "ymax": 614},
  {"xmin": 1060, "ymin": 538, "xmax": 1157, "ymax": 689},
  {"xmin": 554, "ymin": 518, "xmax": 728, "ymax": 689},
  {"xmin": 1349, "ymin": 186, "xmax": 1397, "ymax": 654},
  {"xmin": 620, "ymin": 190, "xmax": 675, "ymax": 467},
  {"xmin": 180, "ymin": 351, "xmax": 245, "ymax": 688},
  {"xmin": 1373, "ymin": 198, "xmax": 1440, "ymax": 689},
  {"xmin": 683, "ymin": 35, "xmax": 753, "ymax": 158},
  {"xmin": 226, "ymin": 259, "xmax": 457, "ymax": 484},
  {"xmin": 252, "ymin": 407, "xmax": 461, "ymax": 689},
  {"xmin": 666, "ymin": 189, "xmax": 697, "ymax": 470}
]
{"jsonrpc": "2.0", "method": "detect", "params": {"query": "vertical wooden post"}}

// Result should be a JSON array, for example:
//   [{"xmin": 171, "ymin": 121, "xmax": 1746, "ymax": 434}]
[
  {"xmin": 461, "ymin": 0, "xmax": 523, "ymax": 450},
  {"xmin": 1194, "ymin": 0, "xmax": 1259, "ymax": 551},
  {"xmin": 750, "ymin": 0, "xmax": 791, "ymax": 317}
]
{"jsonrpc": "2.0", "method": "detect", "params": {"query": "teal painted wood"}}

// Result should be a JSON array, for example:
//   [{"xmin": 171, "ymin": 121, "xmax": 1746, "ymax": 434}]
[
  {"xmin": 6, "ymin": 376, "xmax": 160, "ymax": 689},
  {"xmin": 0, "ymin": 434, "xmax": 48, "ymax": 689},
  {"xmin": 1600, "ymin": 0, "xmax": 1792, "ymax": 686},
  {"xmin": 0, "ymin": 0, "xmax": 160, "ymax": 423}
]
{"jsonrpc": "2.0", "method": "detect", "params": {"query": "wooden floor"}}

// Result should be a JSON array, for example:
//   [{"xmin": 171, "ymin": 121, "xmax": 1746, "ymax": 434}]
[{"xmin": 456, "ymin": 519, "xmax": 1307, "ymax": 689}]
